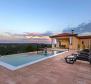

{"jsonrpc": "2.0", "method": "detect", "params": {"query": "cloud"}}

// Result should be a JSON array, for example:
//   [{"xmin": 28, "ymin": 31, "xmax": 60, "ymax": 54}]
[
  {"xmin": 24, "ymin": 31, "xmax": 53, "ymax": 36},
  {"xmin": 0, "ymin": 31, "xmax": 53, "ymax": 44},
  {"xmin": 79, "ymin": 32, "xmax": 91, "ymax": 36},
  {"xmin": 63, "ymin": 22, "xmax": 91, "ymax": 34}
]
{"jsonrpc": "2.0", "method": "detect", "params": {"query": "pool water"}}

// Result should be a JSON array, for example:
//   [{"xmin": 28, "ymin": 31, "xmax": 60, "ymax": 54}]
[
  {"xmin": 0, "ymin": 53, "xmax": 53, "ymax": 66},
  {"xmin": 0, "ymin": 51, "xmax": 65, "ymax": 70}
]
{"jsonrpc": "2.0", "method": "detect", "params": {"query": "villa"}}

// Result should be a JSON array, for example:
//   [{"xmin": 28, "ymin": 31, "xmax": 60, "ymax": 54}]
[
  {"xmin": 50, "ymin": 32, "xmax": 91, "ymax": 50},
  {"xmin": 0, "ymin": 34, "xmax": 91, "ymax": 84}
]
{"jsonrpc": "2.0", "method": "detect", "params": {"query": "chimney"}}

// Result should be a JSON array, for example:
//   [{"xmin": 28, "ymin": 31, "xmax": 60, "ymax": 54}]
[{"xmin": 72, "ymin": 30, "xmax": 74, "ymax": 34}]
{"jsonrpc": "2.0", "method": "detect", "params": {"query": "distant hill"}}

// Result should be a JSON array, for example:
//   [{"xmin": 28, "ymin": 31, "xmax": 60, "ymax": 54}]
[{"xmin": 63, "ymin": 22, "xmax": 91, "ymax": 34}]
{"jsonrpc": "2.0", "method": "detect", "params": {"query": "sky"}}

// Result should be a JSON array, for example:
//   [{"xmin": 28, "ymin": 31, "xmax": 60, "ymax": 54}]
[{"xmin": 0, "ymin": 0, "xmax": 91, "ymax": 34}]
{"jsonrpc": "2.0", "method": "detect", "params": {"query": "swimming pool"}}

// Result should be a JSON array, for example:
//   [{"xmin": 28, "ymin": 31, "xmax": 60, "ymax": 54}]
[{"xmin": 0, "ymin": 51, "xmax": 67, "ymax": 70}]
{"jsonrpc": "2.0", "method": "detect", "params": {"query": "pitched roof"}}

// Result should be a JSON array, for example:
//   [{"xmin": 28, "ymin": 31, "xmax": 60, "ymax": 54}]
[
  {"xmin": 50, "ymin": 33, "xmax": 77, "ymax": 38},
  {"xmin": 78, "ymin": 35, "xmax": 91, "ymax": 39}
]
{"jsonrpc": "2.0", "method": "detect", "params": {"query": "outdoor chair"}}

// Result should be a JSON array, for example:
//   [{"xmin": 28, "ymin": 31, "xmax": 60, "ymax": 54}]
[{"xmin": 65, "ymin": 49, "xmax": 91, "ymax": 64}]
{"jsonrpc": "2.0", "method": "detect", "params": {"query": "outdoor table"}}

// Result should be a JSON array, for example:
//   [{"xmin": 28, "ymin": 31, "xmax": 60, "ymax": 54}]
[{"xmin": 65, "ymin": 55, "xmax": 76, "ymax": 64}]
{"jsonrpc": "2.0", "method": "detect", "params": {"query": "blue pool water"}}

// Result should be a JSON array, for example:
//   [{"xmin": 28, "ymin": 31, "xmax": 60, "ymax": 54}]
[
  {"xmin": 0, "ymin": 53, "xmax": 53, "ymax": 66},
  {"xmin": 0, "ymin": 50, "xmax": 65, "ymax": 70}
]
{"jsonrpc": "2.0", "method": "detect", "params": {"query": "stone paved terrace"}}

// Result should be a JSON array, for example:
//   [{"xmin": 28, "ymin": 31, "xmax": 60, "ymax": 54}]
[{"xmin": 0, "ymin": 50, "xmax": 91, "ymax": 84}]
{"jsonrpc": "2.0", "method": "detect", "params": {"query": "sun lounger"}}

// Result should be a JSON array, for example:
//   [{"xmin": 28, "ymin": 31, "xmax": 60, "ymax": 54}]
[{"xmin": 65, "ymin": 49, "xmax": 91, "ymax": 64}]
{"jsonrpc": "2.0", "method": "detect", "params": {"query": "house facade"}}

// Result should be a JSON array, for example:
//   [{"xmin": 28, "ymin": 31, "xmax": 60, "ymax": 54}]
[{"xmin": 50, "ymin": 33, "xmax": 91, "ymax": 50}]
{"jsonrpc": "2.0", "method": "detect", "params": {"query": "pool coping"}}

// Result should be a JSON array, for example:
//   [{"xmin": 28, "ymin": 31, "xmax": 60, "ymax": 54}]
[{"xmin": 0, "ymin": 51, "xmax": 68, "ymax": 71}]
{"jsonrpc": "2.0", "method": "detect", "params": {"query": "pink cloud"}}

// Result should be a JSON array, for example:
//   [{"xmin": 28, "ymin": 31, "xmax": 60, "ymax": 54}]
[{"xmin": 0, "ymin": 32, "xmax": 53, "ymax": 44}]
